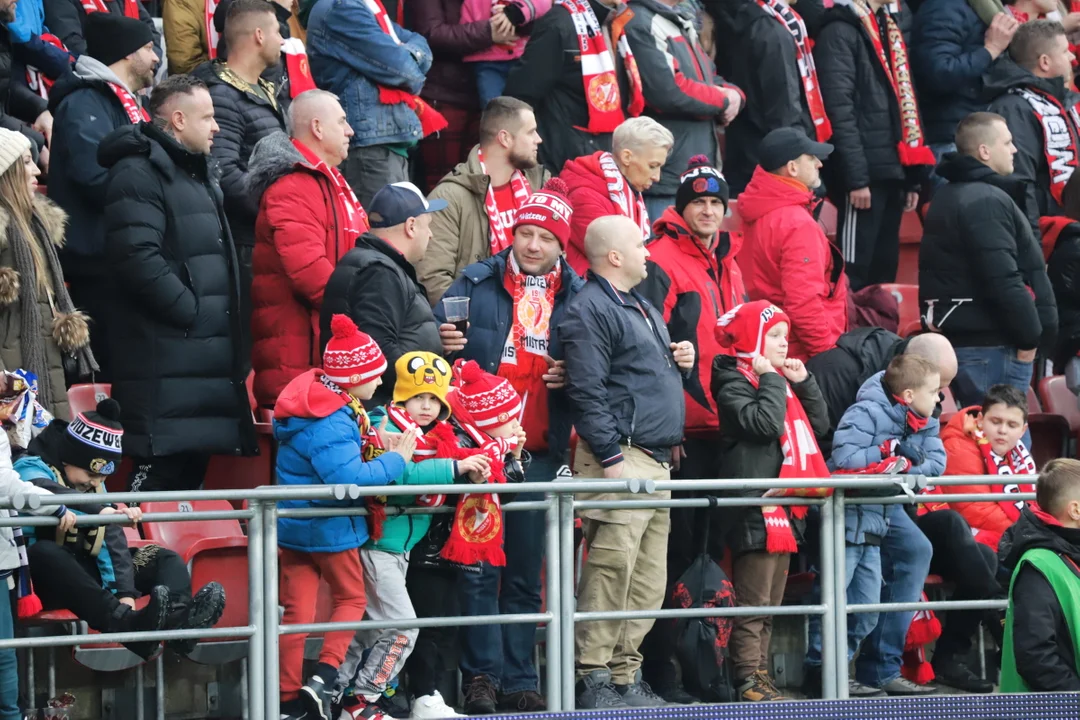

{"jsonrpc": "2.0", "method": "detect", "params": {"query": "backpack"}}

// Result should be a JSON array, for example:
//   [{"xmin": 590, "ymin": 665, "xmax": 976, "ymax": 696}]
[{"xmin": 672, "ymin": 499, "xmax": 737, "ymax": 702}]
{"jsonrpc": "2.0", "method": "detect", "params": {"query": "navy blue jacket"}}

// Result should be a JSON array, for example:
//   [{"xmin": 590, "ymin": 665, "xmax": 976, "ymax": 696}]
[
  {"xmin": 434, "ymin": 249, "xmax": 583, "ymax": 460},
  {"xmin": 911, "ymin": 0, "xmax": 994, "ymax": 146}
]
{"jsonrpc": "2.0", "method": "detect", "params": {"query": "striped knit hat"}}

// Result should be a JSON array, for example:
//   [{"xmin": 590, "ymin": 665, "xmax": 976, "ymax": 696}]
[{"xmin": 323, "ymin": 314, "xmax": 387, "ymax": 387}]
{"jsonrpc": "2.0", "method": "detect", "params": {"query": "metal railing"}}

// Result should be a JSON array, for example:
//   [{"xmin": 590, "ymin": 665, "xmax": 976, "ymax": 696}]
[{"xmin": 2, "ymin": 473, "xmax": 1030, "ymax": 718}]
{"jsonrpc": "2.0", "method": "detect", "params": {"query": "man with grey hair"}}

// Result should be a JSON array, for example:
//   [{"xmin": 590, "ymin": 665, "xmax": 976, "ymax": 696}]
[
  {"xmin": 560, "ymin": 214, "xmax": 695, "ymax": 709},
  {"xmin": 245, "ymin": 89, "xmax": 362, "ymax": 408},
  {"xmin": 560, "ymin": 117, "xmax": 674, "ymax": 274}
]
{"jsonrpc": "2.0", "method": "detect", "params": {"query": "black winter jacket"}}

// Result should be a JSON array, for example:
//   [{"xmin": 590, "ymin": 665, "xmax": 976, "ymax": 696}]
[
  {"xmin": 998, "ymin": 508, "xmax": 1080, "ymax": 693},
  {"xmin": 319, "ymin": 233, "xmax": 442, "ymax": 408},
  {"xmin": 1047, "ymin": 221, "xmax": 1080, "ymax": 368},
  {"xmin": 43, "ymin": 0, "xmax": 162, "ymax": 58},
  {"xmin": 559, "ymin": 271, "xmax": 686, "ymax": 467},
  {"xmin": 919, "ymin": 152, "xmax": 1057, "ymax": 352},
  {"xmin": 723, "ymin": 0, "xmax": 817, "ymax": 194},
  {"xmin": 815, "ymin": 1, "xmax": 923, "ymax": 192},
  {"xmin": 506, "ymin": 0, "xmax": 624, "ymax": 174},
  {"xmin": 985, "ymin": 57, "xmax": 1079, "ymax": 240},
  {"xmin": 711, "ymin": 355, "xmax": 830, "ymax": 555},
  {"xmin": 706, "ymin": 0, "xmax": 826, "ymax": 79},
  {"xmin": 0, "ymin": 30, "xmax": 47, "ymax": 149},
  {"xmin": 191, "ymin": 61, "xmax": 287, "ymax": 249},
  {"xmin": 100, "ymin": 122, "xmax": 256, "ymax": 459}
]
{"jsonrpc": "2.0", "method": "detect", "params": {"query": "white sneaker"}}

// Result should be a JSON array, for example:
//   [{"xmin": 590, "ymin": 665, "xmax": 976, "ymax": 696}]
[{"xmin": 409, "ymin": 692, "xmax": 466, "ymax": 719}]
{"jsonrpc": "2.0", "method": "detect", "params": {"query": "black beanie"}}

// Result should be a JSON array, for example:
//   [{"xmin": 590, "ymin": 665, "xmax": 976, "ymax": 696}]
[
  {"xmin": 84, "ymin": 13, "xmax": 155, "ymax": 67},
  {"xmin": 60, "ymin": 399, "xmax": 124, "ymax": 476},
  {"xmin": 675, "ymin": 154, "xmax": 730, "ymax": 215}
]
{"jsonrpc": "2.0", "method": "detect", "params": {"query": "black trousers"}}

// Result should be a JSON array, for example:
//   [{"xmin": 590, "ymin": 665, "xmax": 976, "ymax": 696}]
[
  {"xmin": 27, "ymin": 541, "xmax": 193, "ymax": 632},
  {"xmin": 403, "ymin": 563, "xmax": 460, "ymax": 699},
  {"xmin": 127, "ymin": 453, "xmax": 211, "ymax": 493},
  {"xmin": 915, "ymin": 510, "xmax": 1004, "ymax": 659},
  {"xmin": 833, "ymin": 181, "xmax": 905, "ymax": 291}
]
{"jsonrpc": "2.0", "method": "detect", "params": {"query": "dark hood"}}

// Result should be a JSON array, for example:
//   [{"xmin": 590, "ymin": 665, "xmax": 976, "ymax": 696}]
[
  {"xmin": 97, "ymin": 122, "xmax": 216, "ymax": 183},
  {"xmin": 935, "ymin": 152, "xmax": 1027, "ymax": 204},
  {"xmin": 48, "ymin": 55, "xmax": 131, "ymax": 112},
  {"xmin": 999, "ymin": 506, "xmax": 1080, "ymax": 573},
  {"xmin": 983, "ymin": 56, "xmax": 1070, "ymax": 102},
  {"xmin": 26, "ymin": 420, "xmax": 68, "ymax": 476}
]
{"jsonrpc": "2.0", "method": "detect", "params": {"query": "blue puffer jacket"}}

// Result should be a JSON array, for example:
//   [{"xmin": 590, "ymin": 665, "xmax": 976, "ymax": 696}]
[
  {"xmin": 830, "ymin": 370, "xmax": 946, "ymax": 544},
  {"xmin": 304, "ymin": 0, "xmax": 433, "ymax": 148},
  {"xmin": 911, "ymin": 0, "xmax": 994, "ymax": 146}
]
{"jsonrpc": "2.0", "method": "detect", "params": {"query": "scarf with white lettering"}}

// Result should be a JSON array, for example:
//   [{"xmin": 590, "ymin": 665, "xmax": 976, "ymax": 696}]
[
  {"xmin": 479, "ymin": 148, "xmax": 532, "ymax": 256},
  {"xmin": 81, "ymin": 0, "xmax": 139, "ymax": 18},
  {"xmin": 599, "ymin": 151, "xmax": 649, "ymax": 239},
  {"xmin": 755, "ymin": 0, "xmax": 831, "ymax": 142},
  {"xmin": 975, "ymin": 427, "xmax": 1036, "ymax": 542},
  {"xmin": 281, "ymin": 38, "xmax": 317, "ymax": 99},
  {"xmin": 110, "ymin": 81, "xmax": 150, "ymax": 123},
  {"xmin": 1012, "ymin": 86, "xmax": 1080, "ymax": 205}
]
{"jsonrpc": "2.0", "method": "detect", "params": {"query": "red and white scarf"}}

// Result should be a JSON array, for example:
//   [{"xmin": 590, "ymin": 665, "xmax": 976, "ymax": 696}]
[
  {"xmin": 479, "ymin": 148, "xmax": 532, "ymax": 256},
  {"xmin": 25, "ymin": 34, "xmax": 70, "ymax": 101},
  {"xmin": 281, "ymin": 38, "xmax": 317, "ymax": 99},
  {"xmin": 1013, "ymin": 86, "xmax": 1080, "ymax": 205},
  {"xmin": 974, "ymin": 428, "xmax": 1036, "ymax": 544},
  {"xmin": 599, "ymin": 151, "xmax": 649, "ymax": 239},
  {"xmin": 110, "ymin": 81, "xmax": 151, "ymax": 123},
  {"xmin": 849, "ymin": 0, "xmax": 934, "ymax": 166},
  {"xmin": 901, "ymin": 592, "xmax": 942, "ymax": 685},
  {"xmin": 755, "ymin": 0, "xmax": 832, "ymax": 142},
  {"xmin": 292, "ymin": 138, "xmax": 368, "ymax": 240},
  {"xmin": 206, "ymin": 0, "xmax": 221, "ymax": 59},
  {"xmin": 363, "ymin": 0, "xmax": 448, "ymax": 137},
  {"xmin": 81, "ymin": 0, "xmax": 140, "ymax": 18},
  {"xmin": 736, "ymin": 360, "xmax": 830, "ymax": 554},
  {"xmin": 558, "ymin": 0, "xmax": 644, "ymax": 134}
]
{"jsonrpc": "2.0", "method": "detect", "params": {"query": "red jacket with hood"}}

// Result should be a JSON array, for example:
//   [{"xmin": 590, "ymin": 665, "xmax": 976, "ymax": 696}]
[
  {"xmin": 638, "ymin": 207, "xmax": 747, "ymax": 437},
  {"xmin": 738, "ymin": 166, "xmax": 848, "ymax": 361},
  {"xmin": 248, "ymin": 134, "xmax": 367, "ymax": 407}
]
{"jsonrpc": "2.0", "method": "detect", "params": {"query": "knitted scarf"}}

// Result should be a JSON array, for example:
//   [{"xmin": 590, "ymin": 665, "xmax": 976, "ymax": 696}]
[
  {"xmin": 901, "ymin": 592, "xmax": 942, "ymax": 685},
  {"xmin": 975, "ymin": 428, "xmax": 1036, "ymax": 540},
  {"xmin": 8, "ymin": 213, "xmax": 98, "ymax": 408},
  {"xmin": 108, "ymin": 82, "xmax": 150, "ymax": 124},
  {"xmin": 281, "ymin": 38, "xmax": 317, "ymax": 99},
  {"xmin": 849, "ymin": 0, "xmax": 935, "ymax": 166},
  {"xmin": 599, "ymin": 151, "xmax": 650, "ymax": 239},
  {"xmin": 479, "ymin": 148, "xmax": 532, "ymax": 256},
  {"xmin": 293, "ymin": 138, "xmax": 367, "ymax": 240},
  {"xmin": 755, "ymin": 0, "xmax": 832, "ymax": 142},
  {"xmin": 1011, "ymin": 86, "xmax": 1080, "ymax": 205},
  {"xmin": 10, "ymin": 521, "xmax": 41, "ymax": 618}
]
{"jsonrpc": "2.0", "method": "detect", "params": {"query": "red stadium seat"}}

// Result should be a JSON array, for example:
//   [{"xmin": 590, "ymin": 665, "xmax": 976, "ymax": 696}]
[
  {"xmin": 896, "ymin": 211, "xmax": 923, "ymax": 285},
  {"xmin": 1039, "ymin": 376, "xmax": 1080, "ymax": 430},
  {"xmin": 878, "ymin": 284, "xmax": 920, "ymax": 337},
  {"xmin": 66, "ymin": 383, "xmax": 112, "ymax": 418},
  {"xmin": 820, "ymin": 200, "xmax": 838, "ymax": 244},
  {"xmin": 1027, "ymin": 386, "xmax": 1043, "ymax": 413}
]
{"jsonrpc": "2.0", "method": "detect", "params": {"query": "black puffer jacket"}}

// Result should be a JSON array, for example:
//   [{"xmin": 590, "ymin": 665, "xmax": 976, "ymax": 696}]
[
  {"xmin": 706, "ymin": 0, "xmax": 827, "ymax": 79},
  {"xmin": 0, "ymin": 31, "xmax": 47, "ymax": 149},
  {"xmin": 43, "ymin": 0, "xmax": 162, "ymax": 58},
  {"xmin": 919, "ymin": 152, "xmax": 1057, "ymax": 352},
  {"xmin": 1047, "ymin": 221, "xmax": 1080, "ymax": 368},
  {"xmin": 711, "ymin": 355, "xmax": 830, "ymax": 555},
  {"xmin": 815, "ymin": 0, "xmax": 923, "ymax": 192},
  {"xmin": 191, "ymin": 61, "xmax": 287, "ymax": 249},
  {"xmin": 319, "ymin": 233, "xmax": 442, "ymax": 408},
  {"xmin": 99, "ymin": 122, "xmax": 256, "ymax": 459},
  {"xmin": 985, "ymin": 57, "xmax": 1079, "ymax": 240}
]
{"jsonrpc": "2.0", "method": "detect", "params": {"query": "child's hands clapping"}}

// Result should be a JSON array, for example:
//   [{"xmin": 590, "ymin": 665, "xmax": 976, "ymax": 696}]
[
  {"xmin": 781, "ymin": 358, "xmax": 808, "ymax": 383},
  {"xmin": 386, "ymin": 426, "xmax": 420, "ymax": 461},
  {"xmin": 459, "ymin": 454, "xmax": 492, "ymax": 484},
  {"xmin": 752, "ymin": 356, "xmax": 775, "ymax": 376}
]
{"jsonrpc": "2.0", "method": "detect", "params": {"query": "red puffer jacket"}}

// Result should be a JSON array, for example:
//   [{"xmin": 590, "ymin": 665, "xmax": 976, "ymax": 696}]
[
  {"xmin": 738, "ymin": 166, "xmax": 848, "ymax": 361},
  {"xmin": 249, "ymin": 134, "xmax": 365, "ymax": 407},
  {"xmin": 639, "ymin": 207, "xmax": 748, "ymax": 437}
]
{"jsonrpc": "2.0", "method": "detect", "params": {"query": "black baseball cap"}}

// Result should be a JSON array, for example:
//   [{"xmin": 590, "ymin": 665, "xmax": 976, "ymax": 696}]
[
  {"xmin": 368, "ymin": 182, "xmax": 448, "ymax": 229},
  {"xmin": 758, "ymin": 127, "xmax": 834, "ymax": 171}
]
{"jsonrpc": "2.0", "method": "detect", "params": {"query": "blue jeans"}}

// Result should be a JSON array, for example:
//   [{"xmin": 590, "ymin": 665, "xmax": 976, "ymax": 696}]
[
  {"xmin": 806, "ymin": 543, "xmax": 883, "ymax": 666},
  {"xmin": 0, "ymin": 586, "xmax": 19, "ymax": 720},
  {"xmin": 473, "ymin": 61, "xmax": 512, "ymax": 109},
  {"xmin": 457, "ymin": 453, "xmax": 559, "ymax": 692},
  {"xmin": 854, "ymin": 505, "xmax": 932, "ymax": 687},
  {"xmin": 954, "ymin": 345, "xmax": 1034, "ymax": 447}
]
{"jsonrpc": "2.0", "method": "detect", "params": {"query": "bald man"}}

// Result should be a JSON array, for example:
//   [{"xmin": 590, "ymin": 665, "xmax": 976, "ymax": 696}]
[
  {"xmin": 559, "ymin": 215, "xmax": 695, "ymax": 709},
  {"xmin": 246, "ymin": 89, "xmax": 362, "ymax": 407}
]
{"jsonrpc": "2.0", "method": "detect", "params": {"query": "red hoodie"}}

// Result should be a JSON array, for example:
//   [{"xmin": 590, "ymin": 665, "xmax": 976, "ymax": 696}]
[
  {"xmin": 737, "ymin": 166, "xmax": 848, "ymax": 361},
  {"xmin": 273, "ymin": 368, "xmax": 349, "ymax": 421},
  {"xmin": 643, "ymin": 207, "xmax": 747, "ymax": 436}
]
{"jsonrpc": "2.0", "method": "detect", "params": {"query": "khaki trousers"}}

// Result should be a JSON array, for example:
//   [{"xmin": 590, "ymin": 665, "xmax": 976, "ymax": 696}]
[
  {"xmin": 730, "ymin": 551, "xmax": 790, "ymax": 681},
  {"xmin": 573, "ymin": 443, "xmax": 671, "ymax": 684}
]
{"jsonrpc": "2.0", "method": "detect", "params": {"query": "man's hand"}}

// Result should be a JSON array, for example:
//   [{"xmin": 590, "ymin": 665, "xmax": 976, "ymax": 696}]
[
  {"xmin": 542, "ymin": 356, "xmax": 567, "ymax": 389},
  {"xmin": 439, "ymin": 323, "xmax": 467, "ymax": 354},
  {"xmin": 57, "ymin": 510, "xmax": 76, "ymax": 533},
  {"xmin": 1062, "ymin": 11, "xmax": 1080, "ymax": 34},
  {"xmin": 1017, "ymin": 348, "xmax": 1037, "ymax": 363},
  {"xmin": 752, "ymin": 356, "xmax": 775, "ymax": 376},
  {"xmin": 671, "ymin": 341, "xmax": 695, "ymax": 370},
  {"xmin": 33, "ymin": 110, "xmax": 53, "ymax": 145},
  {"xmin": 904, "ymin": 191, "xmax": 919, "ymax": 213},
  {"xmin": 849, "ymin": 187, "xmax": 872, "ymax": 210},
  {"xmin": 37, "ymin": 146, "xmax": 49, "ymax": 174},
  {"xmin": 603, "ymin": 462, "xmax": 624, "ymax": 479},
  {"xmin": 119, "ymin": 597, "xmax": 137, "ymax": 609},
  {"xmin": 491, "ymin": 12, "xmax": 517, "ymax": 43},
  {"xmin": 781, "ymin": 358, "xmax": 808, "ymax": 383},
  {"xmin": 721, "ymin": 88, "xmax": 743, "ymax": 124},
  {"xmin": 984, "ymin": 13, "xmax": 1019, "ymax": 59},
  {"xmin": 671, "ymin": 444, "xmax": 685, "ymax": 472}
]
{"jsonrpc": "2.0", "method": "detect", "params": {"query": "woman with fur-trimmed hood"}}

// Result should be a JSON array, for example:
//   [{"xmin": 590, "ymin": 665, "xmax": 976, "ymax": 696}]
[{"xmin": 0, "ymin": 128, "xmax": 96, "ymax": 420}]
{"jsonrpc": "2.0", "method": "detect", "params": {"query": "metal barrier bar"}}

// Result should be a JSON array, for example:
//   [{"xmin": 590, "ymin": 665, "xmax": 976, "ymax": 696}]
[
  {"xmin": 282, "ymin": 613, "xmax": 553, "ymax": 635},
  {"xmin": 247, "ymin": 498, "xmax": 266, "ymax": 720},
  {"xmin": 0, "ymin": 626, "xmax": 255, "ymax": 649},
  {"xmin": 558, "ymin": 492, "xmax": 575, "ymax": 711},
  {"xmin": 574, "ymin": 497, "xmax": 827, "ymax": 510},
  {"xmin": 848, "ymin": 600, "xmax": 1008, "ymax": 613},
  {"xmin": 833, "ymin": 488, "xmax": 849, "ymax": 699},
  {"xmin": 818, "ymin": 493, "xmax": 837, "ymax": 699},
  {"xmin": 573, "ymin": 606, "xmax": 826, "ymax": 621},
  {"xmin": 263, "ymin": 501, "xmax": 280, "ymax": 719},
  {"xmin": 8, "ymin": 510, "xmax": 253, "ymax": 527},
  {"xmin": 544, "ymin": 492, "xmax": 563, "ymax": 712},
  {"xmin": 848, "ymin": 493, "xmax": 1036, "ymax": 505},
  {"xmin": 277, "ymin": 500, "xmax": 550, "ymax": 519}
]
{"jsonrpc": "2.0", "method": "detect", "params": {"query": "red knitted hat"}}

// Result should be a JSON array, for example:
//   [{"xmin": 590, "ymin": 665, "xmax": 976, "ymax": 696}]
[
  {"xmin": 715, "ymin": 300, "xmax": 790, "ymax": 358},
  {"xmin": 512, "ymin": 177, "xmax": 574, "ymax": 247},
  {"xmin": 453, "ymin": 359, "xmax": 523, "ymax": 428},
  {"xmin": 323, "ymin": 314, "xmax": 387, "ymax": 387}
]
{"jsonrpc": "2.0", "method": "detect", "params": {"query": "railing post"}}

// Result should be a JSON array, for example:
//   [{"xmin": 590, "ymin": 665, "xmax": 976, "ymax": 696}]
[
  {"xmin": 558, "ymin": 492, "xmax": 576, "ymax": 711},
  {"xmin": 263, "ymin": 500, "xmax": 280, "ymax": 719},
  {"xmin": 832, "ymin": 488, "xmax": 849, "ymax": 698},
  {"xmin": 543, "ymin": 494, "xmax": 562, "ymax": 711},
  {"xmin": 247, "ymin": 498, "xmax": 265, "ymax": 720},
  {"xmin": 818, "ymin": 494, "xmax": 837, "ymax": 700}
]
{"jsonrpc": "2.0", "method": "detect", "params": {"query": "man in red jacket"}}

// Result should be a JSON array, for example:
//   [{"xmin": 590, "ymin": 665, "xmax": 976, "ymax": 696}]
[
  {"xmin": 740, "ymin": 127, "xmax": 848, "ymax": 361},
  {"xmin": 247, "ymin": 89, "xmax": 368, "ymax": 408}
]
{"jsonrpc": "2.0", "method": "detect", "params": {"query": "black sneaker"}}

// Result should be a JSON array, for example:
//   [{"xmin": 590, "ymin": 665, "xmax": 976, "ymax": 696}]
[
  {"xmin": 575, "ymin": 669, "xmax": 629, "ymax": 709},
  {"xmin": 932, "ymin": 660, "xmax": 994, "ymax": 694},
  {"xmin": 168, "ymin": 582, "xmax": 226, "ymax": 656},
  {"xmin": 498, "ymin": 690, "xmax": 546, "ymax": 712},
  {"xmin": 613, "ymin": 676, "xmax": 666, "ymax": 707},
  {"xmin": 463, "ymin": 675, "xmax": 497, "ymax": 715},
  {"xmin": 652, "ymin": 683, "xmax": 700, "ymax": 704},
  {"xmin": 802, "ymin": 665, "xmax": 822, "ymax": 698},
  {"xmin": 121, "ymin": 585, "xmax": 170, "ymax": 659},
  {"xmin": 300, "ymin": 671, "xmax": 337, "ymax": 720}
]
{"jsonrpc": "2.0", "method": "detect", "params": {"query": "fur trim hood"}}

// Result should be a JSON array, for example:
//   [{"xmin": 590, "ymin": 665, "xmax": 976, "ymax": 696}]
[
  {"xmin": 245, "ymin": 131, "xmax": 311, "ymax": 202},
  {"xmin": 0, "ymin": 195, "xmax": 67, "ymax": 253}
]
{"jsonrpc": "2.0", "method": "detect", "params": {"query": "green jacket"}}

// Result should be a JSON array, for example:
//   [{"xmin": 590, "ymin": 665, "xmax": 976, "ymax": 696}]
[{"xmin": 363, "ymin": 407, "xmax": 457, "ymax": 554}]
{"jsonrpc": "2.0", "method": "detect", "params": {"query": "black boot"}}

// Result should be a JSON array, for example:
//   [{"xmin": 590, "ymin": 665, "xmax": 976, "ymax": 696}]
[
  {"xmin": 167, "ymin": 582, "xmax": 226, "ymax": 657},
  {"xmin": 109, "ymin": 585, "xmax": 170, "ymax": 659},
  {"xmin": 931, "ymin": 657, "xmax": 993, "ymax": 694}
]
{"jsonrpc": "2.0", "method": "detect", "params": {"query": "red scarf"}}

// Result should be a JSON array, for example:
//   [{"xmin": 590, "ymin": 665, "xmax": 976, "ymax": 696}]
[
  {"xmin": 25, "ymin": 34, "xmax": 69, "ymax": 101},
  {"xmin": 81, "ymin": 0, "xmax": 140, "ymax": 18},
  {"xmin": 292, "ymin": 138, "xmax": 368, "ymax": 240},
  {"xmin": 109, "ymin": 81, "xmax": 150, "ymax": 123},
  {"xmin": 363, "ymin": 0, "xmax": 448, "ymax": 137},
  {"xmin": 901, "ymin": 592, "xmax": 941, "ymax": 685},
  {"xmin": 850, "ymin": 0, "xmax": 934, "ymax": 166},
  {"xmin": 755, "ymin": 0, "xmax": 832, "ymax": 142},
  {"xmin": 384, "ymin": 404, "xmax": 459, "ymax": 509},
  {"xmin": 281, "ymin": 38, "xmax": 317, "ymax": 99},
  {"xmin": 557, "ymin": 0, "xmax": 644, "ymax": 134},
  {"xmin": 975, "ymin": 428, "xmax": 1036, "ymax": 539},
  {"xmin": 1012, "ymin": 86, "xmax": 1080, "ymax": 205},
  {"xmin": 736, "ymin": 360, "xmax": 830, "ymax": 553},
  {"xmin": 599, "ymin": 151, "xmax": 650, "ymax": 239},
  {"xmin": 206, "ymin": 0, "xmax": 221, "ymax": 59},
  {"xmin": 479, "ymin": 149, "xmax": 532, "ymax": 256}
]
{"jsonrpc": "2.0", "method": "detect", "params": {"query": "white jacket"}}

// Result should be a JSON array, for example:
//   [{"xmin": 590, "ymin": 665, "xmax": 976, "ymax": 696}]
[{"xmin": 0, "ymin": 431, "xmax": 62, "ymax": 572}]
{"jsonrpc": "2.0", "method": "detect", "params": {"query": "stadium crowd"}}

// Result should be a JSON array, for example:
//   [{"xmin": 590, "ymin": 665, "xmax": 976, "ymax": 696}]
[{"xmin": 0, "ymin": 0, "xmax": 1078, "ymax": 718}]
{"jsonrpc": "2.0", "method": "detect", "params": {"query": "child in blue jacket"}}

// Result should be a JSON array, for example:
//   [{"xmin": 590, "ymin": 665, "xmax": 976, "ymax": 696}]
[
  {"xmin": 805, "ymin": 353, "xmax": 945, "ymax": 695},
  {"xmin": 274, "ymin": 315, "xmax": 419, "ymax": 720}
]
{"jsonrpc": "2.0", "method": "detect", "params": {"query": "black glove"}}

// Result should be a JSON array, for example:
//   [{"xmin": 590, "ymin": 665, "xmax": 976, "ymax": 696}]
[
  {"xmin": 895, "ymin": 440, "xmax": 924, "ymax": 466},
  {"xmin": 503, "ymin": 2, "xmax": 526, "ymax": 26}
]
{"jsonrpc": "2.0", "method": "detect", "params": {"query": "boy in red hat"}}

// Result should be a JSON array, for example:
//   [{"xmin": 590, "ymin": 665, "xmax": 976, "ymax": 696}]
[
  {"xmin": 273, "ymin": 314, "xmax": 420, "ymax": 720},
  {"xmin": 711, "ymin": 300, "xmax": 831, "ymax": 702}
]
